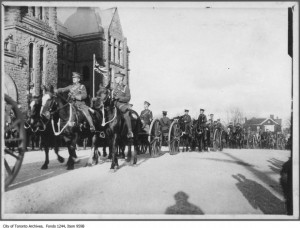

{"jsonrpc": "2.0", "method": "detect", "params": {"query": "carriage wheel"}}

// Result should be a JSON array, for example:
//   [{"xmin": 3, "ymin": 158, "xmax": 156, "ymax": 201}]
[
  {"xmin": 213, "ymin": 129, "xmax": 221, "ymax": 151},
  {"xmin": 219, "ymin": 130, "xmax": 224, "ymax": 151},
  {"xmin": 4, "ymin": 94, "xmax": 26, "ymax": 190},
  {"xmin": 168, "ymin": 120, "xmax": 180, "ymax": 154},
  {"xmin": 148, "ymin": 119, "xmax": 162, "ymax": 157}
]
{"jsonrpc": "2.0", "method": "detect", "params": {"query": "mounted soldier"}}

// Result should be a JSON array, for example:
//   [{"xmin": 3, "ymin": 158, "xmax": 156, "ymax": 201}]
[
  {"xmin": 55, "ymin": 72, "xmax": 95, "ymax": 132},
  {"xmin": 183, "ymin": 109, "xmax": 192, "ymax": 134},
  {"xmin": 140, "ymin": 101, "xmax": 153, "ymax": 133},
  {"xmin": 113, "ymin": 71, "xmax": 133, "ymax": 138}
]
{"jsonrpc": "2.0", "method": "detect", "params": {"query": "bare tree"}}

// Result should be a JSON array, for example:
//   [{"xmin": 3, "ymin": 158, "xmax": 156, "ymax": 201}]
[{"xmin": 225, "ymin": 106, "xmax": 245, "ymax": 126}]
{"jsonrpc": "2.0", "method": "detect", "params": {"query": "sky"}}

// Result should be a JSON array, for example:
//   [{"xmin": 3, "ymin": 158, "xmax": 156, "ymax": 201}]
[{"xmin": 57, "ymin": 2, "xmax": 293, "ymax": 126}]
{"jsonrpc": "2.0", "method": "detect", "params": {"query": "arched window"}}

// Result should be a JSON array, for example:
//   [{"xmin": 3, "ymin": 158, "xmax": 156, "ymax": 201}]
[{"xmin": 82, "ymin": 66, "xmax": 90, "ymax": 81}]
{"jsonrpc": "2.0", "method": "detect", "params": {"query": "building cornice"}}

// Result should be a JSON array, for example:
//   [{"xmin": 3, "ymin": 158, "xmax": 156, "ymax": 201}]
[{"xmin": 5, "ymin": 25, "xmax": 60, "ymax": 45}]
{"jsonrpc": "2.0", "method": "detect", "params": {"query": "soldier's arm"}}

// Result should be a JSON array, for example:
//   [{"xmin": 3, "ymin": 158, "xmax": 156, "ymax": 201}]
[
  {"xmin": 117, "ymin": 86, "xmax": 131, "ymax": 103},
  {"xmin": 150, "ymin": 111, "xmax": 153, "ymax": 122},
  {"xmin": 57, "ymin": 85, "xmax": 71, "ymax": 93},
  {"xmin": 75, "ymin": 85, "xmax": 87, "ymax": 100}
]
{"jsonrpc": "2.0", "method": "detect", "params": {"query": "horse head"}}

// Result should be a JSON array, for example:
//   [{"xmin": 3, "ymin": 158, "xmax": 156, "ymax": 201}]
[
  {"xmin": 95, "ymin": 86, "xmax": 113, "ymax": 109},
  {"xmin": 40, "ymin": 92, "xmax": 58, "ymax": 120}
]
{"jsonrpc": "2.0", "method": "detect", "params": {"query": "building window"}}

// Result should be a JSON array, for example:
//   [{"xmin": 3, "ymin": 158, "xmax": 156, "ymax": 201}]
[
  {"xmin": 32, "ymin": 7, "xmax": 35, "ymax": 17},
  {"xmin": 110, "ymin": 36, "xmax": 114, "ymax": 62},
  {"xmin": 40, "ymin": 47, "xmax": 44, "ymax": 87},
  {"xmin": 119, "ymin": 41, "xmax": 123, "ymax": 66},
  {"xmin": 29, "ymin": 43, "xmax": 34, "ymax": 83},
  {"xmin": 114, "ymin": 39, "xmax": 118, "ymax": 64},
  {"xmin": 82, "ymin": 66, "xmax": 90, "ymax": 81},
  {"xmin": 39, "ymin": 7, "xmax": 43, "ymax": 20}
]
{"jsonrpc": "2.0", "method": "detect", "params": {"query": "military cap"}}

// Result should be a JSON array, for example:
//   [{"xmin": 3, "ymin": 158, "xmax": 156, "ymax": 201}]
[
  {"xmin": 217, "ymin": 119, "xmax": 220, "ymax": 121},
  {"xmin": 114, "ymin": 71, "xmax": 126, "ymax": 78},
  {"xmin": 185, "ymin": 109, "xmax": 189, "ymax": 112},
  {"xmin": 144, "ymin": 101, "xmax": 150, "ymax": 106},
  {"xmin": 162, "ymin": 111, "xmax": 167, "ymax": 115},
  {"xmin": 72, "ymin": 72, "xmax": 82, "ymax": 79},
  {"xmin": 229, "ymin": 122, "xmax": 233, "ymax": 126},
  {"xmin": 200, "ymin": 109, "xmax": 205, "ymax": 112},
  {"xmin": 236, "ymin": 123, "xmax": 241, "ymax": 126}
]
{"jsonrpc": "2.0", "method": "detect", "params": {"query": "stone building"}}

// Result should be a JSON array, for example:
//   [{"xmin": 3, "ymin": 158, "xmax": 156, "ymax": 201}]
[
  {"xmin": 4, "ymin": 6, "xmax": 130, "ymax": 113},
  {"xmin": 57, "ymin": 7, "xmax": 130, "ymax": 97},
  {"xmin": 4, "ymin": 6, "xmax": 59, "ymax": 113}
]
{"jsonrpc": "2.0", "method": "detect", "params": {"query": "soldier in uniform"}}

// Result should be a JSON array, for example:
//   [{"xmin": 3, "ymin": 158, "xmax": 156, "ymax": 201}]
[
  {"xmin": 183, "ymin": 109, "xmax": 192, "ymax": 134},
  {"xmin": 197, "ymin": 108, "xmax": 208, "ymax": 151},
  {"xmin": 112, "ymin": 71, "xmax": 133, "ymax": 138},
  {"xmin": 160, "ymin": 111, "xmax": 171, "ymax": 134},
  {"xmin": 55, "ymin": 72, "xmax": 95, "ymax": 132},
  {"xmin": 197, "ymin": 109, "xmax": 207, "ymax": 129},
  {"xmin": 140, "ymin": 101, "xmax": 153, "ymax": 132}
]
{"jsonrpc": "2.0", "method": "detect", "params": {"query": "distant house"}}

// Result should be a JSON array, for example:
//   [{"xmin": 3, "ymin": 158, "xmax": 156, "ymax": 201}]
[{"xmin": 244, "ymin": 115, "xmax": 282, "ymax": 133}]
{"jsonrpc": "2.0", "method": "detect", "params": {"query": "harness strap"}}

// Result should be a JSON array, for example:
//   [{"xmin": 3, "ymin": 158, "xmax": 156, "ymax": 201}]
[
  {"xmin": 51, "ymin": 104, "xmax": 72, "ymax": 136},
  {"xmin": 101, "ymin": 106, "xmax": 117, "ymax": 127}
]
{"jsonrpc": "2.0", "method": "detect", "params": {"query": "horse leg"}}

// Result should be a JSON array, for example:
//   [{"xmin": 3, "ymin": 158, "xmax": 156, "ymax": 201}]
[
  {"xmin": 41, "ymin": 146, "xmax": 49, "ymax": 169},
  {"xmin": 53, "ymin": 136, "xmax": 64, "ymax": 163},
  {"xmin": 110, "ymin": 134, "xmax": 119, "ymax": 170},
  {"xmin": 87, "ymin": 134, "xmax": 98, "ymax": 166}
]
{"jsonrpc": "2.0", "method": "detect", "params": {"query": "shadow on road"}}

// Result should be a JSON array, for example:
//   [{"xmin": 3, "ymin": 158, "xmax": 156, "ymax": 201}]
[
  {"xmin": 223, "ymin": 152, "xmax": 285, "ymax": 195},
  {"xmin": 165, "ymin": 191, "xmax": 204, "ymax": 215},
  {"xmin": 201, "ymin": 158, "xmax": 253, "ymax": 167},
  {"xmin": 267, "ymin": 158, "xmax": 285, "ymax": 175},
  {"xmin": 232, "ymin": 174, "xmax": 286, "ymax": 214},
  {"xmin": 6, "ymin": 156, "xmax": 90, "ymax": 192}
]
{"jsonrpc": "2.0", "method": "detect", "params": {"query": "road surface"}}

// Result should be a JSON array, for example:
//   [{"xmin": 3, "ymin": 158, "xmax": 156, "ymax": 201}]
[{"xmin": 3, "ymin": 147, "xmax": 291, "ymax": 219}]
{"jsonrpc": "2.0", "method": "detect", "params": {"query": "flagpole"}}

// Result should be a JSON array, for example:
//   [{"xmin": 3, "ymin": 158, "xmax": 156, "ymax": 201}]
[{"xmin": 93, "ymin": 54, "xmax": 95, "ymax": 98}]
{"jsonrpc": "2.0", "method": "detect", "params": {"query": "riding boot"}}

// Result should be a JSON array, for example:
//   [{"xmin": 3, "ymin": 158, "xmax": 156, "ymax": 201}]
[
  {"xmin": 84, "ymin": 112, "xmax": 95, "ymax": 132},
  {"xmin": 123, "ymin": 112, "xmax": 133, "ymax": 138}
]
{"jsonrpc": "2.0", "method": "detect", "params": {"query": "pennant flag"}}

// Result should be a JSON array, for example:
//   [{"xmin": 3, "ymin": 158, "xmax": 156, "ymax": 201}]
[{"xmin": 94, "ymin": 59, "xmax": 108, "ymax": 76}]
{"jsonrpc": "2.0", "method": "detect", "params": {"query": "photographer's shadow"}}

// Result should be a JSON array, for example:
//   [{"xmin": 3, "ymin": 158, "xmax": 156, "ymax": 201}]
[{"xmin": 165, "ymin": 191, "xmax": 204, "ymax": 215}]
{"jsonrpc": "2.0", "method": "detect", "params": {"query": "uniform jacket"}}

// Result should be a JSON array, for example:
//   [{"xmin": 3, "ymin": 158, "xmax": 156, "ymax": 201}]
[
  {"xmin": 113, "ymin": 83, "xmax": 131, "ymax": 112},
  {"xmin": 183, "ymin": 114, "xmax": 191, "ymax": 125},
  {"xmin": 197, "ymin": 114, "xmax": 207, "ymax": 128},
  {"xmin": 140, "ymin": 109, "xmax": 153, "ymax": 125},
  {"xmin": 57, "ymin": 83, "xmax": 87, "ymax": 105},
  {"xmin": 160, "ymin": 116, "xmax": 171, "ymax": 131}
]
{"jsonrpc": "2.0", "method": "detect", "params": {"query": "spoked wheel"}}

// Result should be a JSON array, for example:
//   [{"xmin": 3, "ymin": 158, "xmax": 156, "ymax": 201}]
[
  {"xmin": 219, "ymin": 130, "xmax": 224, "ymax": 151},
  {"xmin": 212, "ymin": 129, "xmax": 221, "ymax": 151},
  {"xmin": 4, "ymin": 94, "xmax": 26, "ymax": 190},
  {"xmin": 148, "ymin": 119, "xmax": 162, "ymax": 158},
  {"xmin": 168, "ymin": 120, "xmax": 181, "ymax": 155}
]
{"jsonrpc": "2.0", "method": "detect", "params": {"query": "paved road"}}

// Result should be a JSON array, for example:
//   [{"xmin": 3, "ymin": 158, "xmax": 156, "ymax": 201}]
[{"xmin": 3, "ymin": 147, "xmax": 291, "ymax": 218}]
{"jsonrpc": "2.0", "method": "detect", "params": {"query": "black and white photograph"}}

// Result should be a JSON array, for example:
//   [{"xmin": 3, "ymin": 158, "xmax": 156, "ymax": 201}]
[{"xmin": 1, "ymin": 0, "xmax": 299, "ymax": 221}]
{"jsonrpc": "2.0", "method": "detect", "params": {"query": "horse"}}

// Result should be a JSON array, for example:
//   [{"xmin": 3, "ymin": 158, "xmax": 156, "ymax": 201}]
[
  {"xmin": 193, "ymin": 121, "xmax": 209, "ymax": 152},
  {"xmin": 26, "ymin": 95, "xmax": 65, "ymax": 169},
  {"xmin": 88, "ymin": 86, "xmax": 142, "ymax": 170},
  {"xmin": 40, "ymin": 91, "xmax": 90, "ymax": 170},
  {"xmin": 172, "ymin": 116, "xmax": 193, "ymax": 152},
  {"xmin": 233, "ymin": 127, "xmax": 244, "ymax": 149}
]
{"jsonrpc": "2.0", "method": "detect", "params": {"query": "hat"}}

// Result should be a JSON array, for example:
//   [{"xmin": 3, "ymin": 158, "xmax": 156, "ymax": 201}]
[
  {"xmin": 115, "ymin": 71, "xmax": 125, "ymax": 78},
  {"xmin": 217, "ymin": 119, "xmax": 220, "ymax": 121},
  {"xmin": 162, "ymin": 111, "xmax": 167, "ymax": 115},
  {"xmin": 144, "ymin": 101, "xmax": 150, "ymax": 106},
  {"xmin": 72, "ymin": 72, "xmax": 82, "ymax": 79},
  {"xmin": 185, "ymin": 109, "xmax": 189, "ymax": 112},
  {"xmin": 200, "ymin": 109, "xmax": 205, "ymax": 112},
  {"xmin": 236, "ymin": 123, "xmax": 241, "ymax": 126}
]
